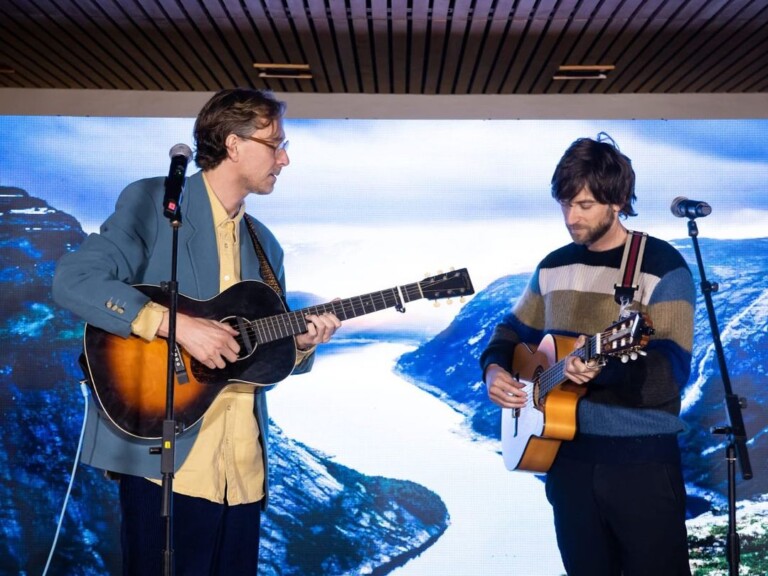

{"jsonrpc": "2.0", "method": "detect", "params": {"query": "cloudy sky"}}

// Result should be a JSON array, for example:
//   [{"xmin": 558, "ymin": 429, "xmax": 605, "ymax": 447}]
[{"xmin": 2, "ymin": 116, "xmax": 766, "ymax": 328}]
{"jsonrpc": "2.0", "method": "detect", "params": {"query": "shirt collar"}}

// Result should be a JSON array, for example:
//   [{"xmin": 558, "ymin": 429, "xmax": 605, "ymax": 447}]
[{"xmin": 202, "ymin": 172, "xmax": 245, "ymax": 227}]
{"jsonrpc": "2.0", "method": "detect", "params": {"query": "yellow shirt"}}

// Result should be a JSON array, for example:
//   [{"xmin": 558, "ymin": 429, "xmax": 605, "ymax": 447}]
[{"xmin": 133, "ymin": 175, "xmax": 262, "ymax": 505}]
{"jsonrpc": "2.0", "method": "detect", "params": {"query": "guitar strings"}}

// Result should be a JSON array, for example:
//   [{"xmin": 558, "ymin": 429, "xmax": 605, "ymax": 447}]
[
  {"xmin": 228, "ymin": 273, "xmax": 469, "ymax": 350},
  {"xmin": 517, "ymin": 325, "xmax": 630, "ymax": 410},
  {"xmin": 229, "ymin": 285, "xmax": 421, "ymax": 350}
]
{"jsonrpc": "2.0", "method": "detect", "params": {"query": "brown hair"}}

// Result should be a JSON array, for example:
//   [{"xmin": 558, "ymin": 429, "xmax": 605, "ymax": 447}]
[
  {"xmin": 551, "ymin": 133, "xmax": 637, "ymax": 218},
  {"xmin": 193, "ymin": 88, "xmax": 286, "ymax": 170}
]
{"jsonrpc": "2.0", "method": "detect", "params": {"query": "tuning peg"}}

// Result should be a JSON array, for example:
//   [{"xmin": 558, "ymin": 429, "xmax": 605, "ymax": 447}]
[
  {"xmin": 445, "ymin": 298, "xmax": 453, "ymax": 305},
  {"xmin": 621, "ymin": 355, "xmax": 629, "ymax": 364},
  {"xmin": 433, "ymin": 301, "xmax": 440, "ymax": 307},
  {"xmin": 460, "ymin": 296, "xmax": 466, "ymax": 303},
  {"xmin": 637, "ymin": 350, "xmax": 647, "ymax": 356}
]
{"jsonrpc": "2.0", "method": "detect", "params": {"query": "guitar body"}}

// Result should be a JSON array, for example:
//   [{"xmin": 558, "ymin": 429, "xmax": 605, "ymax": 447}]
[
  {"xmin": 501, "ymin": 334, "xmax": 587, "ymax": 473},
  {"xmin": 83, "ymin": 281, "xmax": 297, "ymax": 439},
  {"xmin": 81, "ymin": 268, "xmax": 477, "ymax": 440}
]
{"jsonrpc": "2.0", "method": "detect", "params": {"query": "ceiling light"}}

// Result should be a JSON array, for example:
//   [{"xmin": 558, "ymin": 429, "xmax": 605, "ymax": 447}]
[
  {"xmin": 253, "ymin": 62, "xmax": 312, "ymax": 80},
  {"xmin": 553, "ymin": 64, "xmax": 614, "ymax": 81}
]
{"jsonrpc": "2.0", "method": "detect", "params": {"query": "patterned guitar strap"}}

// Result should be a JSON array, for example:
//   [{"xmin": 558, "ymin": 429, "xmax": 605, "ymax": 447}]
[
  {"xmin": 614, "ymin": 230, "xmax": 648, "ymax": 319},
  {"xmin": 244, "ymin": 214, "xmax": 285, "ymax": 303}
]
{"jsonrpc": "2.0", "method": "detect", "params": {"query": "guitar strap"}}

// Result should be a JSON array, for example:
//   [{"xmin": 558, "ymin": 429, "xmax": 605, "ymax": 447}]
[
  {"xmin": 244, "ymin": 214, "xmax": 285, "ymax": 300},
  {"xmin": 614, "ymin": 230, "xmax": 648, "ymax": 313}
]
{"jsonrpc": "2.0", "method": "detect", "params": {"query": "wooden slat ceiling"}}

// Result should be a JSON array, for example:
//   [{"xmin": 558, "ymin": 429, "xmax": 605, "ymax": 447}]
[{"xmin": 1, "ymin": 0, "xmax": 767, "ymax": 95}]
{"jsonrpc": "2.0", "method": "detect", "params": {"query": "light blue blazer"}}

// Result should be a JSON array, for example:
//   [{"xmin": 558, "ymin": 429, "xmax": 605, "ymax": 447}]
[{"xmin": 53, "ymin": 171, "xmax": 312, "ymax": 501}]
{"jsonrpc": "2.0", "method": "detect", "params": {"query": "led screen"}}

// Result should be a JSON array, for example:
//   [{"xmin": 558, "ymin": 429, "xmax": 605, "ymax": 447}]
[{"xmin": 1, "ymin": 116, "xmax": 766, "ymax": 575}]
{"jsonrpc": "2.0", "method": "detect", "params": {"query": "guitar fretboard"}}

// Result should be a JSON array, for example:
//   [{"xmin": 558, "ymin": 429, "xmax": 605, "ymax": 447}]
[
  {"xmin": 536, "ymin": 337, "xmax": 597, "ymax": 398},
  {"xmin": 535, "ymin": 315, "xmax": 644, "ymax": 398},
  {"xmin": 246, "ymin": 282, "xmax": 423, "ymax": 345}
]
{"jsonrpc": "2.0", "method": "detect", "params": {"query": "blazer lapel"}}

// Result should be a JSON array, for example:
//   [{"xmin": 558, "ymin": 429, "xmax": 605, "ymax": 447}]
[{"xmin": 179, "ymin": 172, "xmax": 220, "ymax": 299}]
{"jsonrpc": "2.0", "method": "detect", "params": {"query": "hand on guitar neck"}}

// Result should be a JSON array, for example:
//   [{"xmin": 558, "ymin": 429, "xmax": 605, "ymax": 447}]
[
  {"xmin": 293, "ymin": 312, "xmax": 341, "ymax": 350},
  {"xmin": 561, "ymin": 334, "xmax": 604, "ymax": 384},
  {"xmin": 486, "ymin": 334, "xmax": 602, "ymax": 410}
]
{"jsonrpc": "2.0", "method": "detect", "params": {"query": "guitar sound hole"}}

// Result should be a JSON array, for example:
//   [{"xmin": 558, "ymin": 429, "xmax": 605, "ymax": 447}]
[{"xmin": 221, "ymin": 316, "xmax": 257, "ymax": 359}]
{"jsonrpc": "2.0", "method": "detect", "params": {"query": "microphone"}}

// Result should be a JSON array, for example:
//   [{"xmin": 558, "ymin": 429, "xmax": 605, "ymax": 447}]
[
  {"xmin": 163, "ymin": 143, "xmax": 192, "ymax": 220},
  {"xmin": 670, "ymin": 196, "xmax": 712, "ymax": 219}
]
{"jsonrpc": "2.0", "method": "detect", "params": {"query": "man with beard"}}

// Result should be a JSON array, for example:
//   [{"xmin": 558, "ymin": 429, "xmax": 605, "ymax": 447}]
[{"xmin": 481, "ymin": 134, "xmax": 695, "ymax": 575}]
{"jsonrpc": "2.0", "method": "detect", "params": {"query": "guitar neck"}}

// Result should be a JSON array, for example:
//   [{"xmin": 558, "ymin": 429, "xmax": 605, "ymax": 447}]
[{"xmin": 251, "ymin": 282, "xmax": 423, "ymax": 345}]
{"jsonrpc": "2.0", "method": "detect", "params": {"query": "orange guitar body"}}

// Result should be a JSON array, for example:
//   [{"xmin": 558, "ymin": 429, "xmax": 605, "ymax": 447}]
[
  {"xmin": 500, "ymin": 313, "xmax": 652, "ymax": 473},
  {"xmin": 508, "ymin": 335, "xmax": 587, "ymax": 472}
]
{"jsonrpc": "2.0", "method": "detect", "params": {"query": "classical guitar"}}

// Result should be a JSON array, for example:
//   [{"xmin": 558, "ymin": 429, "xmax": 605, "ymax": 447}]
[
  {"xmin": 500, "ymin": 313, "xmax": 653, "ymax": 473},
  {"xmin": 82, "ymin": 269, "xmax": 474, "ymax": 439}
]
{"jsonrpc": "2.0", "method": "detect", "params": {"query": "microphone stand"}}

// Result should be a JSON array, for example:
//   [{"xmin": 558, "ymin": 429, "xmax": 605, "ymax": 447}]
[
  {"xmin": 151, "ymin": 145, "xmax": 190, "ymax": 575},
  {"xmin": 684, "ymin": 217, "xmax": 752, "ymax": 576},
  {"xmin": 160, "ymin": 214, "xmax": 181, "ymax": 576},
  {"xmin": 151, "ymin": 202, "xmax": 183, "ymax": 576}
]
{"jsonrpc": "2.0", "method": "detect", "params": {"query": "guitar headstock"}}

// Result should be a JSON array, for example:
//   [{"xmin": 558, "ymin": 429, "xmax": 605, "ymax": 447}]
[
  {"xmin": 420, "ymin": 268, "xmax": 475, "ymax": 301},
  {"xmin": 597, "ymin": 312, "xmax": 654, "ymax": 363}
]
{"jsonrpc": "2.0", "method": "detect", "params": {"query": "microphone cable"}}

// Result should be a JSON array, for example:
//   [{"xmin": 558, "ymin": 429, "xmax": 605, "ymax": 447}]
[{"xmin": 42, "ymin": 380, "xmax": 90, "ymax": 576}]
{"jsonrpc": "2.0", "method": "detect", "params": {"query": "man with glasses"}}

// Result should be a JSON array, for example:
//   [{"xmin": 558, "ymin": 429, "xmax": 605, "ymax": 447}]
[{"xmin": 53, "ymin": 88, "xmax": 341, "ymax": 575}]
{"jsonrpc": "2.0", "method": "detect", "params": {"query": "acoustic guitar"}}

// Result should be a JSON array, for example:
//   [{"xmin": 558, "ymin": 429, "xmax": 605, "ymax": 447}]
[
  {"xmin": 82, "ymin": 269, "xmax": 474, "ymax": 439},
  {"xmin": 500, "ymin": 312, "xmax": 653, "ymax": 473}
]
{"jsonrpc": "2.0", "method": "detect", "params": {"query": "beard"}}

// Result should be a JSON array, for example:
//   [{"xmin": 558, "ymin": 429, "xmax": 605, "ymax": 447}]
[{"xmin": 568, "ymin": 206, "xmax": 616, "ymax": 246}]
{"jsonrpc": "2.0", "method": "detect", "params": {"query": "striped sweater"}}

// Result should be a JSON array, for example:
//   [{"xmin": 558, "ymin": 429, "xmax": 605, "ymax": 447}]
[{"xmin": 481, "ymin": 235, "xmax": 696, "ymax": 439}]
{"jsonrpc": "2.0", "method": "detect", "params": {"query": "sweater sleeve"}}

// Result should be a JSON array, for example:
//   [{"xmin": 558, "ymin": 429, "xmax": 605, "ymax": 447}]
[{"xmin": 479, "ymin": 270, "xmax": 547, "ymax": 376}]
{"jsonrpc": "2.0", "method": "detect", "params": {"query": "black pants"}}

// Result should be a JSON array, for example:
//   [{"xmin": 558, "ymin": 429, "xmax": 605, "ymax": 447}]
[
  {"xmin": 119, "ymin": 475, "xmax": 262, "ymax": 576},
  {"xmin": 545, "ymin": 453, "xmax": 691, "ymax": 576}
]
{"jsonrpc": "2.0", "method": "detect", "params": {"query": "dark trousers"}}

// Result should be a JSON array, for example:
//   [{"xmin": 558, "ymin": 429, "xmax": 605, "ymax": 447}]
[
  {"xmin": 119, "ymin": 475, "xmax": 262, "ymax": 576},
  {"xmin": 545, "ymin": 455, "xmax": 691, "ymax": 576}
]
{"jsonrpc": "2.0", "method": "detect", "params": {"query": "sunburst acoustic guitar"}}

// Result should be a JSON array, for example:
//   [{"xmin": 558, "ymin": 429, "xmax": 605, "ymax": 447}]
[{"xmin": 82, "ymin": 269, "xmax": 474, "ymax": 439}]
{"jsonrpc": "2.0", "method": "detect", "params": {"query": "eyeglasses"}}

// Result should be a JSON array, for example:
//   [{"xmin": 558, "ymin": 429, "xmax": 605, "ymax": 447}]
[{"xmin": 240, "ymin": 134, "xmax": 289, "ymax": 155}]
